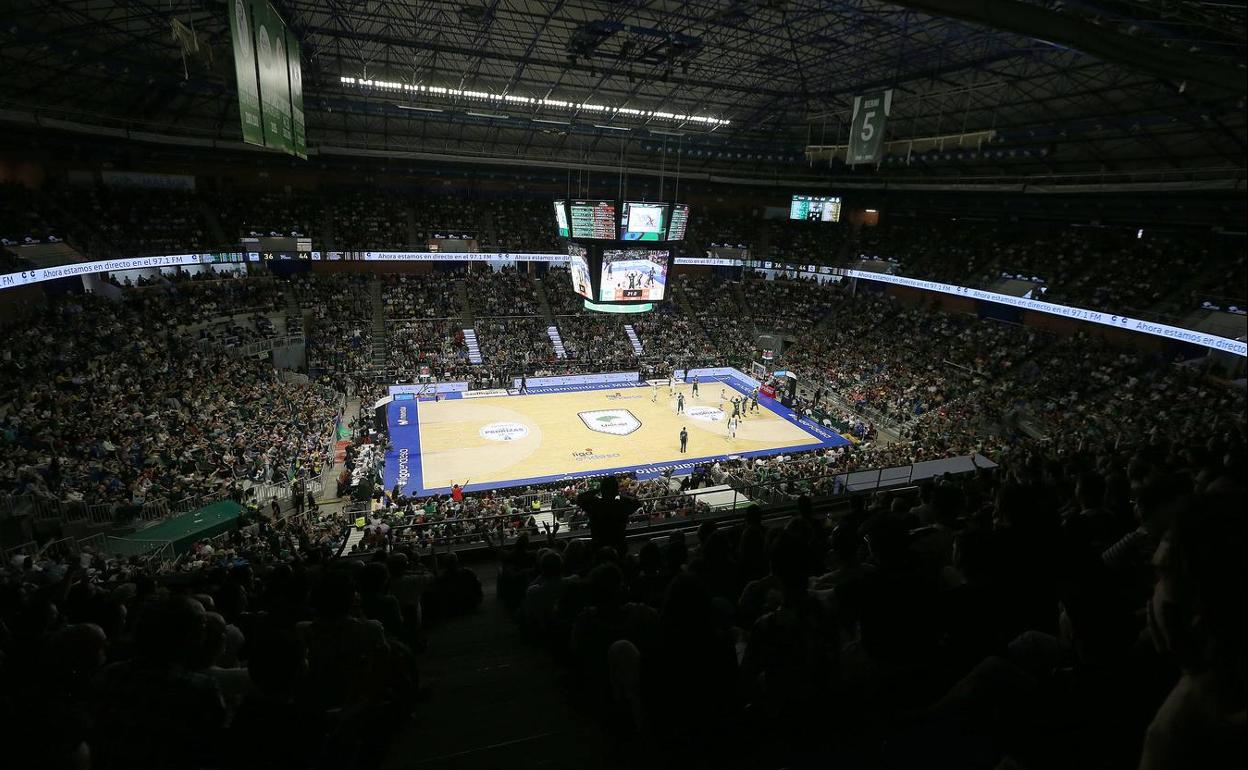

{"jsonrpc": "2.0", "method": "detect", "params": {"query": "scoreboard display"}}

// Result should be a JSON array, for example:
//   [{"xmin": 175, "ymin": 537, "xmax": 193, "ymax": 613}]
[
  {"xmin": 599, "ymin": 249, "xmax": 669, "ymax": 301},
  {"xmin": 553, "ymin": 200, "xmax": 570, "ymax": 237},
  {"xmin": 619, "ymin": 201, "xmax": 668, "ymax": 241},
  {"xmin": 568, "ymin": 200, "xmax": 617, "ymax": 239},
  {"xmin": 789, "ymin": 195, "xmax": 842, "ymax": 222},
  {"xmin": 568, "ymin": 243, "xmax": 593, "ymax": 299},
  {"xmin": 666, "ymin": 204, "xmax": 690, "ymax": 241},
  {"xmin": 554, "ymin": 198, "xmax": 690, "ymax": 313}
]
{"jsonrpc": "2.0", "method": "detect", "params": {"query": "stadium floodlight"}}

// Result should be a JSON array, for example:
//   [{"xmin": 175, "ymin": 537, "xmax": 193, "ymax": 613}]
[{"xmin": 339, "ymin": 76, "xmax": 730, "ymax": 127}]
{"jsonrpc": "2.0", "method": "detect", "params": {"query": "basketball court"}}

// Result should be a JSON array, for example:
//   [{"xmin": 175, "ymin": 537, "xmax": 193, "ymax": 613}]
[{"xmin": 382, "ymin": 372, "xmax": 851, "ymax": 497}]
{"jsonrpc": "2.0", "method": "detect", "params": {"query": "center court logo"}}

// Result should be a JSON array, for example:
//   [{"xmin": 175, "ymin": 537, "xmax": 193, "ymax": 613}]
[
  {"xmin": 686, "ymin": 406, "xmax": 724, "ymax": 423},
  {"xmin": 578, "ymin": 409, "xmax": 641, "ymax": 436},
  {"xmin": 479, "ymin": 422, "xmax": 529, "ymax": 442}
]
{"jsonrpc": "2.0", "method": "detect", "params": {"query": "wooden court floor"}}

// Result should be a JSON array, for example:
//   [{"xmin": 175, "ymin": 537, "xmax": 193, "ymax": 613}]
[{"xmin": 413, "ymin": 382, "xmax": 822, "ymax": 491}]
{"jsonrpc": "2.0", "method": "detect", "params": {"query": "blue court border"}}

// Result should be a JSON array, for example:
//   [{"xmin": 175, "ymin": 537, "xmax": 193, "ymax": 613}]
[{"xmin": 383, "ymin": 371, "xmax": 850, "ymax": 498}]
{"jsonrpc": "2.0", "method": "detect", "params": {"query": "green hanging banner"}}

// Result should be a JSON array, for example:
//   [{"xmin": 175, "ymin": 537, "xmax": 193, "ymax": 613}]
[
  {"xmin": 252, "ymin": 0, "xmax": 292, "ymax": 154},
  {"xmin": 286, "ymin": 31, "xmax": 307, "ymax": 159},
  {"xmin": 228, "ymin": 0, "xmax": 264, "ymax": 146},
  {"xmin": 847, "ymin": 89, "xmax": 893, "ymax": 167}
]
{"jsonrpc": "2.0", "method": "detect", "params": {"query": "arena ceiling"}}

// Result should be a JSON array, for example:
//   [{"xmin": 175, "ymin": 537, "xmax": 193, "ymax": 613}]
[{"xmin": 1, "ymin": 0, "xmax": 1245, "ymax": 186}]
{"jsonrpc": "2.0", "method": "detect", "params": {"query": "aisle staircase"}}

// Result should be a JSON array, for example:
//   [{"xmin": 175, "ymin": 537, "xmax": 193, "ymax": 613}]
[
  {"xmin": 456, "ymin": 278, "xmax": 474, "ymax": 325},
  {"xmin": 478, "ymin": 209, "xmax": 499, "ymax": 249},
  {"xmin": 343, "ymin": 526, "xmax": 366, "ymax": 552},
  {"xmin": 623, "ymin": 323, "xmax": 645, "ymax": 356},
  {"xmin": 534, "ymin": 277, "xmax": 555, "ymax": 323},
  {"xmin": 547, "ymin": 325, "xmax": 567, "ymax": 359},
  {"xmin": 282, "ymin": 283, "xmax": 304, "ymax": 338},
  {"xmin": 463, "ymin": 328, "xmax": 483, "ymax": 364},
  {"xmin": 197, "ymin": 198, "xmax": 229, "ymax": 248},
  {"xmin": 369, "ymin": 278, "xmax": 386, "ymax": 367},
  {"xmin": 404, "ymin": 205, "xmax": 419, "ymax": 248}
]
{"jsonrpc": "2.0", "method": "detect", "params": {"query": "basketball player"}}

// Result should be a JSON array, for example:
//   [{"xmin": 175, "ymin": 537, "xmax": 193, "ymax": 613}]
[
  {"xmin": 691, "ymin": 376, "xmax": 699, "ymax": 398},
  {"xmin": 679, "ymin": 426, "xmax": 688, "ymax": 453},
  {"xmin": 718, "ymin": 389, "xmax": 726, "ymax": 412},
  {"xmin": 668, "ymin": 374, "xmax": 674, "ymax": 397},
  {"xmin": 728, "ymin": 415, "xmax": 738, "ymax": 439},
  {"xmin": 751, "ymin": 389, "xmax": 760, "ymax": 413},
  {"xmin": 676, "ymin": 392, "xmax": 685, "ymax": 414},
  {"xmin": 651, "ymin": 381, "xmax": 658, "ymax": 402}
]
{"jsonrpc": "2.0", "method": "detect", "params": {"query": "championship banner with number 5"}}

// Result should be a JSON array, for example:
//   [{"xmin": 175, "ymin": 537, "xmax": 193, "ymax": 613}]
[{"xmin": 847, "ymin": 89, "xmax": 892, "ymax": 166}]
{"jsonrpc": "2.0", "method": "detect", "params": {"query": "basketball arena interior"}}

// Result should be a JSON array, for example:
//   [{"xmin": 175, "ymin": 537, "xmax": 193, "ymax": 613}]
[{"xmin": 0, "ymin": 1, "xmax": 1245, "ymax": 769}]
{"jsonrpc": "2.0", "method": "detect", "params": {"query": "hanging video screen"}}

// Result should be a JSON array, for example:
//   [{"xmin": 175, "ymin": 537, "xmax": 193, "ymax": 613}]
[
  {"xmin": 619, "ymin": 201, "xmax": 668, "ymax": 241},
  {"xmin": 568, "ymin": 200, "xmax": 617, "ymax": 239},
  {"xmin": 666, "ymin": 204, "xmax": 690, "ymax": 241},
  {"xmin": 789, "ymin": 195, "xmax": 842, "ymax": 222},
  {"xmin": 553, "ymin": 200, "xmax": 570, "ymax": 238},
  {"xmin": 599, "ymin": 249, "xmax": 669, "ymax": 302},
  {"xmin": 568, "ymin": 243, "xmax": 593, "ymax": 299}
]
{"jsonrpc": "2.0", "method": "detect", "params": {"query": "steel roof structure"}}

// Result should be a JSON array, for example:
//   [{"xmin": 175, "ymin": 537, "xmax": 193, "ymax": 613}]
[{"xmin": 2, "ymin": 0, "xmax": 1244, "ymax": 186}]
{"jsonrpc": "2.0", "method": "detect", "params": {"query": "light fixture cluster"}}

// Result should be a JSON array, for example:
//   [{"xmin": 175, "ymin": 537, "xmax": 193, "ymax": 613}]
[{"xmin": 339, "ymin": 77, "xmax": 731, "ymax": 126}]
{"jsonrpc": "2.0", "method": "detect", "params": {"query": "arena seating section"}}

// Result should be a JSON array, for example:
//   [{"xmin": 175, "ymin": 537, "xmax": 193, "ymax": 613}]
[
  {"xmin": 1, "ymin": 188, "xmax": 1244, "ymax": 770},
  {"xmin": 4, "ymin": 183, "xmax": 1243, "ymax": 316}
]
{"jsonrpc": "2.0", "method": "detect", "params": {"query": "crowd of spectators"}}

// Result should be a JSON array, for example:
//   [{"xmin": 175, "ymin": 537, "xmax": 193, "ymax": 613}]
[
  {"xmin": 46, "ymin": 186, "xmax": 208, "ymax": 257},
  {"xmin": 380, "ymin": 273, "xmax": 460, "ymax": 319},
  {"xmin": 743, "ymin": 274, "xmax": 841, "ymax": 336},
  {"xmin": 852, "ymin": 221, "xmax": 1243, "ymax": 315},
  {"xmin": 0, "ymin": 495, "xmax": 452, "ymax": 769},
  {"xmin": 294, "ymin": 274, "xmax": 373, "ymax": 378},
  {"xmin": 464, "ymin": 266, "xmax": 541, "ymax": 316},
  {"xmin": 684, "ymin": 207, "xmax": 756, "ymax": 254},
  {"xmin": 325, "ymin": 190, "xmax": 409, "ymax": 250},
  {"xmin": 477, "ymin": 421, "xmax": 1245, "ymax": 769},
  {"xmin": 475, "ymin": 317, "xmax": 555, "ymax": 368},
  {"xmin": 387, "ymin": 320, "xmax": 471, "ymax": 380},
  {"xmin": 0, "ymin": 291, "xmax": 339, "ymax": 509},
  {"xmin": 764, "ymin": 219, "xmax": 849, "ymax": 263},
  {"xmin": 541, "ymin": 266, "xmax": 589, "ymax": 315},
  {"xmin": 211, "ymin": 190, "xmax": 322, "ymax": 239},
  {"xmin": 677, "ymin": 274, "xmax": 757, "ymax": 366},
  {"xmin": 481, "ymin": 199, "xmax": 560, "ymax": 252},
  {"xmin": 556, "ymin": 316, "xmax": 637, "ymax": 371},
  {"xmin": 410, "ymin": 196, "xmax": 479, "ymax": 242},
  {"xmin": 629, "ymin": 302, "xmax": 721, "ymax": 372},
  {"xmin": 781, "ymin": 288, "xmax": 1034, "ymax": 424},
  {"xmin": 0, "ymin": 182, "xmax": 65, "ymax": 248}
]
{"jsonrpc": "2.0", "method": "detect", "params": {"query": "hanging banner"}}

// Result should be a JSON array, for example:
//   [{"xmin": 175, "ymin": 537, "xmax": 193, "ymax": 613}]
[
  {"xmin": 252, "ymin": 0, "xmax": 292, "ymax": 153},
  {"xmin": 847, "ymin": 89, "xmax": 892, "ymax": 166},
  {"xmin": 286, "ymin": 31, "xmax": 307, "ymax": 159},
  {"xmin": 228, "ymin": 0, "xmax": 264, "ymax": 146}
]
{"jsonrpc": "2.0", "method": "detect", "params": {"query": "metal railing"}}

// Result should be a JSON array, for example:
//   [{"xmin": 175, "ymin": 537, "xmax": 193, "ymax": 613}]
[
  {"xmin": 1, "ymin": 540, "xmax": 39, "ymax": 562},
  {"xmin": 365, "ymin": 458, "xmax": 933, "ymax": 552}
]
